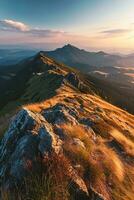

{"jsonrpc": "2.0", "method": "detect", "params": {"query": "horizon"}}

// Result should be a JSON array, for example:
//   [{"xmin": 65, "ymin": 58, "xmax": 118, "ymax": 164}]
[
  {"xmin": 0, "ymin": 43, "xmax": 130, "ymax": 56},
  {"xmin": 0, "ymin": 0, "xmax": 134, "ymax": 53}
]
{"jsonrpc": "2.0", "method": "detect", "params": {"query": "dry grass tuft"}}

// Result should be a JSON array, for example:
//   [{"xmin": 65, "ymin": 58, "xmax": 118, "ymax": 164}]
[
  {"xmin": 110, "ymin": 129, "xmax": 134, "ymax": 156},
  {"xmin": 62, "ymin": 123, "xmax": 127, "ymax": 200},
  {"xmin": 1, "ymin": 153, "xmax": 72, "ymax": 200},
  {"xmin": 63, "ymin": 142, "xmax": 90, "ymax": 168},
  {"xmin": 96, "ymin": 145, "xmax": 124, "ymax": 182},
  {"xmin": 62, "ymin": 124, "xmax": 124, "ymax": 182},
  {"xmin": 61, "ymin": 124, "xmax": 94, "ymax": 152},
  {"xmin": 25, "ymin": 95, "xmax": 62, "ymax": 113}
]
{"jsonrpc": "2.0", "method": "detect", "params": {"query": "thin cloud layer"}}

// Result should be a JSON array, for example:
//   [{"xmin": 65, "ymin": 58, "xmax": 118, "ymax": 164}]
[
  {"xmin": 0, "ymin": 19, "xmax": 66, "ymax": 37},
  {"xmin": 99, "ymin": 28, "xmax": 132, "ymax": 38}
]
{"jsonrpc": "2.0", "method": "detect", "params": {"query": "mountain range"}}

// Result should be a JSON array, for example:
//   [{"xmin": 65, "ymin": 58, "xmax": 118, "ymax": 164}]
[
  {"xmin": 44, "ymin": 45, "xmax": 134, "ymax": 114},
  {"xmin": 0, "ymin": 45, "xmax": 134, "ymax": 114},
  {"xmin": 1, "ymin": 44, "xmax": 134, "ymax": 69},
  {"xmin": 0, "ymin": 46, "xmax": 134, "ymax": 200},
  {"xmin": 45, "ymin": 44, "xmax": 134, "ymax": 70}
]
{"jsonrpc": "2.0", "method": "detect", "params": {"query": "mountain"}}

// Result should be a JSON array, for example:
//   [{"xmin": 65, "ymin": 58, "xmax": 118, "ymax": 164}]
[
  {"xmin": 0, "ymin": 53, "xmax": 134, "ymax": 200},
  {"xmin": 0, "ymin": 52, "xmax": 134, "ymax": 115},
  {"xmin": 44, "ymin": 45, "xmax": 134, "ymax": 114},
  {"xmin": 45, "ymin": 44, "xmax": 134, "ymax": 70},
  {"xmin": 44, "ymin": 44, "xmax": 134, "ymax": 99},
  {"xmin": 0, "ymin": 49, "xmax": 37, "ymax": 65},
  {"xmin": 45, "ymin": 44, "xmax": 122, "ymax": 71}
]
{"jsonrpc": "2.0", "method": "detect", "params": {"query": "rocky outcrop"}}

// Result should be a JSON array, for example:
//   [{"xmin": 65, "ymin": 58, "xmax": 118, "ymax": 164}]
[
  {"xmin": 0, "ymin": 109, "xmax": 62, "ymax": 190},
  {"xmin": 0, "ymin": 108, "xmax": 90, "ymax": 199},
  {"xmin": 65, "ymin": 72, "xmax": 81, "ymax": 88},
  {"xmin": 42, "ymin": 103, "xmax": 79, "ymax": 125}
]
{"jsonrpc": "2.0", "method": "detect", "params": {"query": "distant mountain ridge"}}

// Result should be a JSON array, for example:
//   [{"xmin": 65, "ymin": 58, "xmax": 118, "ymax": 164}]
[
  {"xmin": 44, "ymin": 44, "xmax": 134, "ymax": 71},
  {"xmin": 43, "ymin": 45, "xmax": 134, "ymax": 113},
  {"xmin": 1, "ymin": 44, "xmax": 134, "ymax": 69},
  {"xmin": 0, "ymin": 49, "xmax": 37, "ymax": 65}
]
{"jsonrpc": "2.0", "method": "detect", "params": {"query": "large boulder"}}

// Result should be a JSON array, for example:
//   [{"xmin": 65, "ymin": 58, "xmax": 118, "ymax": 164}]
[{"xmin": 0, "ymin": 109, "xmax": 62, "ymax": 190}]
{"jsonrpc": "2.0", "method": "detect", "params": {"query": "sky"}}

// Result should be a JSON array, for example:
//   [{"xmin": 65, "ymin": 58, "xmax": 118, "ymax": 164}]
[{"xmin": 0, "ymin": 0, "xmax": 134, "ymax": 53}]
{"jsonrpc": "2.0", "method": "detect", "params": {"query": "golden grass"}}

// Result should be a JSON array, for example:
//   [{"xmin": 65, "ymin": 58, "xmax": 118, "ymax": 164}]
[
  {"xmin": 3, "ymin": 84, "xmax": 134, "ymax": 200},
  {"xmin": 24, "ymin": 89, "xmax": 74, "ymax": 113},
  {"xmin": 92, "ymin": 119, "xmax": 111, "ymax": 139},
  {"xmin": 110, "ymin": 129, "xmax": 134, "ymax": 156},
  {"xmin": 62, "ymin": 124, "xmax": 124, "ymax": 181},
  {"xmin": 63, "ymin": 140, "xmax": 111, "ymax": 200},
  {"xmin": 96, "ymin": 145, "xmax": 124, "ymax": 182},
  {"xmin": 63, "ymin": 142, "xmax": 89, "ymax": 167},
  {"xmin": 111, "ymin": 164, "xmax": 134, "ymax": 200},
  {"xmin": 61, "ymin": 124, "xmax": 94, "ymax": 152},
  {"xmin": 25, "ymin": 96, "xmax": 59, "ymax": 113},
  {"xmin": 61, "ymin": 123, "xmax": 126, "ymax": 200}
]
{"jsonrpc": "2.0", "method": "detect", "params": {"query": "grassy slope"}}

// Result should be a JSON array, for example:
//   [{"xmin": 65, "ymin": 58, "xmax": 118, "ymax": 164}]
[
  {"xmin": 0, "ymin": 55, "xmax": 134, "ymax": 200},
  {"xmin": 26, "ymin": 85, "xmax": 134, "ymax": 200}
]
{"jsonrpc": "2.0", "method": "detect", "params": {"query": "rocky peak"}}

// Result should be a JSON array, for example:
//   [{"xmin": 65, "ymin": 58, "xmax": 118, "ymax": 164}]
[
  {"xmin": 63, "ymin": 44, "xmax": 77, "ymax": 49},
  {"xmin": 57, "ymin": 44, "xmax": 80, "ymax": 52},
  {"xmin": 96, "ymin": 51, "xmax": 107, "ymax": 56}
]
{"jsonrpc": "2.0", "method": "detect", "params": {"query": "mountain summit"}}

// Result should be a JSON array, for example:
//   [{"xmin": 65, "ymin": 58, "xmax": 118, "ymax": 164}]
[
  {"xmin": 44, "ymin": 44, "xmax": 120, "ymax": 71},
  {"xmin": 62, "ymin": 43, "xmax": 79, "ymax": 50},
  {"xmin": 0, "ymin": 53, "xmax": 134, "ymax": 200}
]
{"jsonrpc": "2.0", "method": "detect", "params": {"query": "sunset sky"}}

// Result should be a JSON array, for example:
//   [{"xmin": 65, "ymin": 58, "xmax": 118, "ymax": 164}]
[{"xmin": 0, "ymin": 0, "xmax": 134, "ymax": 53}]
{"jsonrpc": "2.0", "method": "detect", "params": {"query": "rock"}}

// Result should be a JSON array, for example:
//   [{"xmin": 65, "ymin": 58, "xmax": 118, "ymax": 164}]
[
  {"xmin": 79, "ymin": 118, "xmax": 93, "ymax": 127},
  {"xmin": 0, "ymin": 108, "xmax": 90, "ymax": 198},
  {"xmin": 42, "ymin": 103, "xmax": 78, "ymax": 125},
  {"xmin": 0, "ymin": 108, "xmax": 62, "ymax": 190},
  {"xmin": 64, "ymin": 72, "xmax": 89, "ymax": 92},
  {"xmin": 90, "ymin": 185, "xmax": 106, "ymax": 200},
  {"xmin": 65, "ymin": 72, "xmax": 81, "ymax": 88},
  {"xmin": 38, "ymin": 126, "xmax": 62, "ymax": 155},
  {"xmin": 68, "ymin": 165, "xmax": 89, "ymax": 199},
  {"xmin": 53, "ymin": 125, "xmax": 67, "ymax": 140}
]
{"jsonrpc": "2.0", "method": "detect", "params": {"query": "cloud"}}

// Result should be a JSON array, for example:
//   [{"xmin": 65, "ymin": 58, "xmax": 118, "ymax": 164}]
[
  {"xmin": 28, "ymin": 28, "xmax": 66, "ymax": 37},
  {"xmin": 0, "ymin": 19, "xmax": 30, "ymax": 31},
  {"xmin": 99, "ymin": 28, "xmax": 132, "ymax": 38},
  {"xmin": 2, "ymin": 19, "xmax": 134, "ymax": 53},
  {"xmin": 0, "ymin": 19, "xmax": 92, "ymax": 48},
  {"xmin": 0, "ymin": 19, "xmax": 89, "ymax": 49},
  {"xmin": 0, "ymin": 19, "xmax": 66, "ymax": 38}
]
